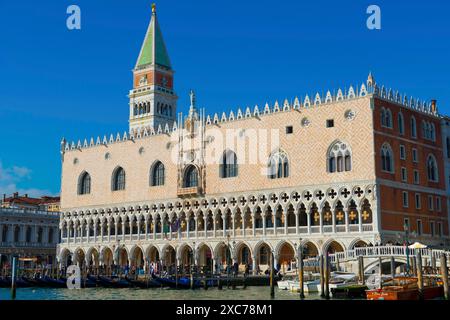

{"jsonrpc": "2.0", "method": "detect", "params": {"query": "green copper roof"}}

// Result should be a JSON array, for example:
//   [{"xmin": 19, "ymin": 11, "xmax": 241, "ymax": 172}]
[{"xmin": 136, "ymin": 12, "xmax": 171, "ymax": 69}]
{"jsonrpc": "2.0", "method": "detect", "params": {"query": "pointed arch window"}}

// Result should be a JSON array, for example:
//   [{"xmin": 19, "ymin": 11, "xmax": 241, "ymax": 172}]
[
  {"xmin": 25, "ymin": 226, "xmax": 32, "ymax": 242},
  {"xmin": 380, "ymin": 108, "xmax": 386, "ymax": 127},
  {"xmin": 427, "ymin": 154, "xmax": 438, "ymax": 182},
  {"xmin": 328, "ymin": 141, "xmax": 352, "ymax": 173},
  {"xmin": 78, "ymin": 172, "xmax": 91, "ymax": 195},
  {"xmin": 398, "ymin": 112, "xmax": 404, "ymax": 135},
  {"xmin": 150, "ymin": 161, "xmax": 165, "ymax": 186},
  {"xmin": 381, "ymin": 107, "xmax": 392, "ymax": 128},
  {"xmin": 268, "ymin": 150, "xmax": 289, "ymax": 179},
  {"xmin": 381, "ymin": 143, "xmax": 394, "ymax": 173},
  {"xmin": 2, "ymin": 225, "xmax": 8, "ymax": 242},
  {"xmin": 112, "ymin": 167, "xmax": 126, "ymax": 191},
  {"xmin": 447, "ymin": 137, "xmax": 450, "ymax": 158},
  {"xmin": 410, "ymin": 116, "xmax": 417, "ymax": 138},
  {"xmin": 220, "ymin": 150, "xmax": 238, "ymax": 178},
  {"xmin": 184, "ymin": 165, "xmax": 198, "ymax": 188}
]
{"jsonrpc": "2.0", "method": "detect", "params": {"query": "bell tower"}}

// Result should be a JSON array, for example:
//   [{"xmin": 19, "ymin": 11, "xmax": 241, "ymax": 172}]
[{"xmin": 128, "ymin": 3, "xmax": 177, "ymax": 132}]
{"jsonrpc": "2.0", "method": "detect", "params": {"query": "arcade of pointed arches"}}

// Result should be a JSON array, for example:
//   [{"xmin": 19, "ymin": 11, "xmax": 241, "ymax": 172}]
[{"xmin": 58, "ymin": 237, "xmax": 373, "ymax": 274}]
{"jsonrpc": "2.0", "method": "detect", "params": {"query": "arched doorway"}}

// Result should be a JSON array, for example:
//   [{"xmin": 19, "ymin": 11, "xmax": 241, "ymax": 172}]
[
  {"xmin": 237, "ymin": 243, "xmax": 252, "ymax": 266},
  {"xmin": 147, "ymin": 246, "xmax": 160, "ymax": 263},
  {"xmin": 278, "ymin": 242, "xmax": 295, "ymax": 272},
  {"xmin": 163, "ymin": 245, "xmax": 176, "ymax": 268},
  {"xmin": 101, "ymin": 247, "xmax": 113, "ymax": 269},
  {"xmin": 116, "ymin": 246, "xmax": 128, "ymax": 267},
  {"xmin": 215, "ymin": 242, "xmax": 232, "ymax": 272},
  {"xmin": 198, "ymin": 244, "xmax": 213, "ymax": 272},
  {"xmin": 257, "ymin": 242, "xmax": 271, "ymax": 272},
  {"xmin": 87, "ymin": 248, "xmax": 99, "ymax": 269},
  {"xmin": 302, "ymin": 241, "xmax": 319, "ymax": 258},
  {"xmin": 180, "ymin": 245, "xmax": 193, "ymax": 270},
  {"xmin": 326, "ymin": 241, "xmax": 344, "ymax": 254},
  {"xmin": 74, "ymin": 248, "xmax": 85, "ymax": 268},
  {"xmin": 131, "ymin": 246, "xmax": 144, "ymax": 270}
]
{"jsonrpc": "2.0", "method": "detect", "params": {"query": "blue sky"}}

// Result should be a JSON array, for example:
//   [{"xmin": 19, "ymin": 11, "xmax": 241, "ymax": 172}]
[{"xmin": 0, "ymin": 0, "xmax": 449, "ymax": 197}]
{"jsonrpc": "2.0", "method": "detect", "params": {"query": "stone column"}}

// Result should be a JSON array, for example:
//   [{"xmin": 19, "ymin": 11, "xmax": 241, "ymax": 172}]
[
  {"xmin": 212, "ymin": 213, "xmax": 216, "ymax": 238},
  {"xmin": 284, "ymin": 206, "xmax": 288, "ymax": 235},
  {"xmin": 295, "ymin": 210, "xmax": 299, "ymax": 235},
  {"xmin": 307, "ymin": 213, "xmax": 311, "ymax": 234},
  {"xmin": 194, "ymin": 216, "xmax": 198, "ymax": 239},
  {"xmin": 274, "ymin": 255, "xmax": 279, "ymax": 270},
  {"xmin": 60, "ymin": 226, "xmax": 64, "ymax": 243},
  {"xmin": 68, "ymin": 224, "xmax": 71, "ymax": 243},
  {"xmin": 345, "ymin": 206, "xmax": 349, "ymax": 233},
  {"xmin": 319, "ymin": 209, "xmax": 323, "ymax": 234},
  {"xmin": 122, "ymin": 219, "xmax": 125, "ymax": 242},
  {"xmin": 251, "ymin": 212, "xmax": 256, "ymax": 237},
  {"xmin": 222, "ymin": 214, "xmax": 226, "ymax": 238},
  {"xmin": 242, "ymin": 212, "xmax": 246, "ymax": 237},
  {"xmin": 332, "ymin": 206, "xmax": 336, "ymax": 233},
  {"xmin": 232, "ymin": 212, "xmax": 236, "ymax": 238},
  {"xmin": 273, "ymin": 211, "xmax": 277, "ymax": 236},
  {"xmin": 358, "ymin": 203, "xmax": 363, "ymax": 233},
  {"xmin": 252, "ymin": 255, "xmax": 257, "ymax": 275},
  {"xmin": 262, "ymin": 212, "xmax": 267, "ymax": 236},
  {"xmin": 94, "ymin": 221, "xmax": 97, "ymax": 242},
  {"xmin": 145, "ymin": 218, "xmax": 149, "ymax": 241}
]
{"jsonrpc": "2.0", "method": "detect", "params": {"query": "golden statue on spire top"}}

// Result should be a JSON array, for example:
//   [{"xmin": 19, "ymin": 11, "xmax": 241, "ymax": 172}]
[{"xmin": 152, "ymin": 3, "xmax": 156, "ymax": 14}]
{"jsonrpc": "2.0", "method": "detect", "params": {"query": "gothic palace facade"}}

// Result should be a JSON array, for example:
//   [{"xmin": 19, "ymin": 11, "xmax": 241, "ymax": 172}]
[{"xmin": 57, "ymin": 6, "xmax": 450, "ymax": 273}]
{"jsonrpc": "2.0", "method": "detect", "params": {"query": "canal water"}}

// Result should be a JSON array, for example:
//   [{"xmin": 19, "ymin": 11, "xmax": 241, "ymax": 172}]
[{"xmin": 0, "ymin": 287, "xmax": 323, "ymax": 300}]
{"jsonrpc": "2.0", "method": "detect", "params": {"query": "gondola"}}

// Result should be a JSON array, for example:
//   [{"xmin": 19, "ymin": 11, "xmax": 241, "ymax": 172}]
[
  {"xmin": 38, "ymin": 276, "xmax": 68, "ymax": 288},
  {"xmin": 96, "ymin": 275, "xmax": 131, "ymax": 288},
  {"xmin": 0, "ymin": 276, "xmax": 35, "ymax": 288},
  {"xmin": 125, "ymin": 276, "xmax": 161, "ymax": 288},
  {"xmin": 150, "ymin": 273, "xmax": 217, "ymax": 289}
]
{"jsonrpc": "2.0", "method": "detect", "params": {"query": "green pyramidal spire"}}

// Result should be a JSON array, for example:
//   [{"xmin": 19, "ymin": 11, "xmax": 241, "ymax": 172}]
[{"xmin": 135, "ymin": 4, "xmax": 172, "ymax": 69}]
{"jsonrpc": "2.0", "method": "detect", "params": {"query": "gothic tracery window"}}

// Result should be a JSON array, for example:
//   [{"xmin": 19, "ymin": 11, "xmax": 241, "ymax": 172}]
[
  {"xmin": 184, "ymin": 165, "xmax": 198, "ymax": 188},
  {"xmin": 427, "ymin": 154, "xmax": 438, "ymax": 182},
  {"xmin": 220, "ymin": 150, "xmax": 238, "ymax": 178},
  {"xmin": 381, "ymin": 143, "xmax": 394, "ymax": 173},
  {"xmin": 112, "ymin": 167, "xmax": 126, "ymax": 191},
  {"xmin": 268, "ymin": 150, "xmax": 289, "ymax": 179},
  {"xmin": 78, "ymin": 172, "xmax": 91, "ymax": 195},
  {"xmin": 328, "ymin": 141, "xmax": 352, "ymax": 173},
  {"xmin": 150, "ymin": 161, "xmax": 165, "ymax": 186}
]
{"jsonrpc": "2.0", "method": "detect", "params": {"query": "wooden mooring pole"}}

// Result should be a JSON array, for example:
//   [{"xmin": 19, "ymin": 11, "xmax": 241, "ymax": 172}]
[
  {"xmin": 416, "ymin": 251, "xmax": 424, "ymax": 300},
  {"xmin": 11, "ymin": 256, "xmax": 18, "ymax": 300},
  {"xmin": 324, "ymin": 254, "xmax": 330, "ymax": 300},
  {"xmin": 358, "ymin": 256, "xmax": 365, "ymax": 285},
  {"xmin": 319, "ymin": 254, "xmax": 325, "ymax": 298},
  {"xmin": 270, "ymin": 252, "xmax": 275, "ymax": 299},
  {"xmin": 440, "ymin": 253, "xmax": 449, "ymax": 300},
  {"xmin": 390, "ymin": 256, "xmax": 395, "ymax": 279},
  {"xmin": 298, "ymin": 247, "xmax": 305, "ymax": 299},
  {"xmin": 378, "ymin": 257, "xmax": 383, "ymax": 289}
]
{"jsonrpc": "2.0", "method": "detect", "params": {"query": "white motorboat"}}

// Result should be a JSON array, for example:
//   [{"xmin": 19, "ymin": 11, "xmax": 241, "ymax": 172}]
[
  {"xmin": 277, "ymin": 280, "xmax": 290, "ymax": 290},
  {"xmin": 288, "ymin": 272, "xmax": 359, "ymax": 293}
]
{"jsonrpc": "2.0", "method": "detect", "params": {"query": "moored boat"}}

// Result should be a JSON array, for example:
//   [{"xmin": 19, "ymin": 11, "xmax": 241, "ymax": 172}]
[{"xmin": 366, "ymin": 276, "xmax": 444, "ymax": 300}]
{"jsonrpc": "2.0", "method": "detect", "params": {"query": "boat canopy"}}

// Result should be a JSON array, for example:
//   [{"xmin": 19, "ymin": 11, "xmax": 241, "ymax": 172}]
[{"xmin": 408, "ymin": 242, "xmax": 427, "ymax": 249}]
